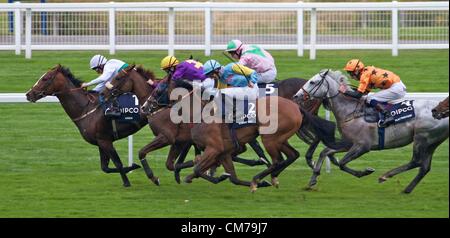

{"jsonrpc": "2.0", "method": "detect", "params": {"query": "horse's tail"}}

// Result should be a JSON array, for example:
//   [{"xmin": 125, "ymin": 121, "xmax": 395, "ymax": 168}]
[{"xmin": 299, "ymin": 108, "xmax": 353, "ymax": 150}]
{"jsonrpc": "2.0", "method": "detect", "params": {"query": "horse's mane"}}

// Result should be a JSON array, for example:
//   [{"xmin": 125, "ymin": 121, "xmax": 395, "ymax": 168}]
[
  {"xmin": 135, "ymin": 65, "xmax": 157, "ymax": 81},
  {"xmin": 326, "ymin": 69, "xmax": 350, "ymax": 86},
  {"xmin": 58, "ymin": 65, "xmax": 84, "ymax": 87}
]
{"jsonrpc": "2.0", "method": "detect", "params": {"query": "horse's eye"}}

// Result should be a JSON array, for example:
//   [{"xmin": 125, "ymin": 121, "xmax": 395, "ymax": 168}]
[{"xmin": 310, "ymin": 81, "xmax": 315, "ymax": 85}]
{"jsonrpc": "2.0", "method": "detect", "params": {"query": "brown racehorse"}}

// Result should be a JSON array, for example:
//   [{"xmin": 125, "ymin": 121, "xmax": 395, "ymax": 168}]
[
  {"xmin": 25, "ymin": 64, "xmax": 155, "ymax": 187},
  {"xmin": 179, "ymin": 91, "xmax": 303, "ymax": 192},
  {"xmin": 102, "ymin": 65, "xmax": 279, "ymax": 185},
  {"xmin": 432, "ymin": 96, "xmax": 449, "ymax": 120}
]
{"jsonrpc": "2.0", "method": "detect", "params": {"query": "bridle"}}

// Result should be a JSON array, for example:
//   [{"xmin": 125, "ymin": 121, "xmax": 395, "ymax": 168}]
[
  {"xmin": 31, "ymin": 68, "xmax": 84, "ymax": 98},
  {"xmin": 301, "ymin": 69, "xmax": 340, "ymax": 101}
]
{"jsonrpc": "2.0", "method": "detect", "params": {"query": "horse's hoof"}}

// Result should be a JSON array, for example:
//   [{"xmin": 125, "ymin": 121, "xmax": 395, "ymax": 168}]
[
  {"xmin": 174, "ymin": 172, "xmax": 181, "ymax": 184},
  {"xmin": 378, "ymin": 176, "xmax": 387, "ymax": 183},
  {"xmin": 184, "ymin": 176, "xmax": 193, "ymax": 184},
  {"xmin": 271, "ymin": 177, "xmax": 279, "ymax": 188},
  {"xmin": 259, "ymin": 157, "xmax": 270, "ymax": 166},
  {"xmin": 123, "ymin": 182, "xmax": 131, "ymax": 187},
  {"xmin": 151, "ymin": 177, "xmax": 160, "ymax": 186},
  {"xmin": 258, "ymin": 180, "xmax": 272, "ymax": 188},
  {"xmin": 132, "ymin": 163, "xmax": 141, "ymax": 169},
  {"xmin": 250, "ymin": 182, "xmax": 258, "ymax": 193},
  {"xmin": 309, "ymin": 179, "xmax": 317, "ymax": 187},
  {"xmin": 366, "ymin": 167, "xmax": 375, "ymax": 173}
]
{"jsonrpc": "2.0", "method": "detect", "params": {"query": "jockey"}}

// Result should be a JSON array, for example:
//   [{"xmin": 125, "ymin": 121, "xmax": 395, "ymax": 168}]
[
  {"xmin": 158, "ymin": 56, "xmax": 216, "ymax": 103},
  {"xmin": 340, "ymin": 59, "xmax": 407, "ymax": 127},
  {"xmin": 203, "ymin": 59, "xmax": 259, "ymax": 102},
  {"xmin": 225, "ymin": 39, "xmax": 277, "ymax": 84},
  {"xmin": 81, "ymin": 54, "xmax": 128, "ymax": 117}
]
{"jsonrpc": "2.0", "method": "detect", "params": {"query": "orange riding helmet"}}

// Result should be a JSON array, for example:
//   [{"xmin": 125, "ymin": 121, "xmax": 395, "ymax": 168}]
[{"xmin": 344, "ymin": 59, "xmax": 365, "ymax": 72}]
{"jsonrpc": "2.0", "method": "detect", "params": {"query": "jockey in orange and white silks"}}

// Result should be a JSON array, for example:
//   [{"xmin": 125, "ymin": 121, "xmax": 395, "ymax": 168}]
[
  {"xmin": 340, "ymin": 59, "xmax": 407, "ymax": 127},
  {"xmin": 225, "ymin": 39, "xmax": 277, "ymax": 84}
]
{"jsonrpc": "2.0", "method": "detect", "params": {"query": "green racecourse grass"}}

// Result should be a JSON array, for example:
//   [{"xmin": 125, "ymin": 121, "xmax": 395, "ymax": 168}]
[{"xmin": 0, "ymin": 50, "xmax": 448, "ymax": 217}]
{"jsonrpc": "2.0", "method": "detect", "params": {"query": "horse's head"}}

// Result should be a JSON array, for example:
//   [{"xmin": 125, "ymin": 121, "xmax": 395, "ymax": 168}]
[
  {"xmin": 293, "ymin": 69, "xmax": 347, "ymax": 102},
  {"xmin": 432, "ymin": 97, "xmax": 449, "ymax": 120},
  {"xmin": 26, "ymin": 64, "xmax": 82, "ymax": 102}
]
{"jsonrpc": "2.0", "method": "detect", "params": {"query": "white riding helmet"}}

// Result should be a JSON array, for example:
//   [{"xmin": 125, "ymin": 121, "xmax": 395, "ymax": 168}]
[{"xmin": 90, "ymin": 55, "xmax": 107, "ymax": 69}]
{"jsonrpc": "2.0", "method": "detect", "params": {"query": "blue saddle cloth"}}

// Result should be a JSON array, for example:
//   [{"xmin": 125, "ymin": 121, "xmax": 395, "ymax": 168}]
[
  {"xmin": 101, "ymin": 93, "xmax": 141, "ymax": 123},
  {"xmin": 364, "ymin": 100, "xmax": 415, "ymax": 125},
  {"xmin": 258, "ymin": 82, "xmax": 279, "ymax": 97},
  {"xmin": 219, "ymin": 95, "xmax": 257, "ymax": 130}
]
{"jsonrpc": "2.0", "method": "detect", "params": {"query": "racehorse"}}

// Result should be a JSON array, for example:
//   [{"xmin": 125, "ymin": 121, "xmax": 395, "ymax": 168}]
[
  {"xmin": 432, "ymin": 96, "xmax": 449, "ymax": 120},
  {"xmin": 294, "ymin": 69, "xmax": 449, "ymax": 193},
  {"xmin": 25, "ymin": 64, "xmax": 154, "ymax": 187},
  {"xmin": 101, "ymin": 66, "xmax": 306, "ymax": 185}
]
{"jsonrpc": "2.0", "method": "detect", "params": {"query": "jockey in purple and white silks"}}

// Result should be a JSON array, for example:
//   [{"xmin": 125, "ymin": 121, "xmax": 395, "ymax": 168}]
[{"xmin": 225, "ymin": 39, "xmax": 277, "ymax": 84}]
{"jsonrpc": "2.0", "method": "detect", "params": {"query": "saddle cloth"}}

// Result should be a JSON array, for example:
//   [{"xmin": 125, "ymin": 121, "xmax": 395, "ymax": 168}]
[
  {"xmin": 102, "ymin": 93, "xmax": 141, "ymax": 123},
  {"xmin": 364, "ymin": 100, "xmax": 415, "ymax": 125}
]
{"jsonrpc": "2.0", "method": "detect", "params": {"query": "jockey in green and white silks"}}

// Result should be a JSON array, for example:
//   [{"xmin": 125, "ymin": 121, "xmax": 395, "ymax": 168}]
[
  {"xmin": 82, "ymin": 54, "xmax": 128, "ymax": 117},
  {"xmin": 82, "ymin": 54, "xmax": 129, "ymax": 93},
  {"xmin": 203, "ymin": 59, "xmax": 259, "ymax": 100},
  {"xmin": 225, "ymin": 39, "xmax": 277, "ymax": 84}
]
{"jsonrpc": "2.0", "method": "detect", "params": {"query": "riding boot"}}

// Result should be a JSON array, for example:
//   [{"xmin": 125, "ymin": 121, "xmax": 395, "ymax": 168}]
[
  {"xmin": 375, "ymin": 103, "xmax": 394, "ymax": 127},
  {"xmin": 105, "ymin": 97, "xmax": 121, "ymax": 117}
]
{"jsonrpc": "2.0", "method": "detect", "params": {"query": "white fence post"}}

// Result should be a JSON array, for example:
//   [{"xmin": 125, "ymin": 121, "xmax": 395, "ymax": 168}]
[
  {"xmin": 128, "ymin": 135, "xmax": 133, "ymax": 167},
  {"xmin": 310, "ymin": 7, "xmax": 317, "ymax": 60},
  {"xmin": 168, "ymin": 7, "xmax": 175, "ymax": 56},
  {"xmin": 109, "ymin": 2, "xmax": 116, "ymax": 55},
  {"xmin": 14, "ymin": 2, "xmax": 21, "ymax": 55},
  {"xmin": 392, "ymin": 1, "xmax": 399, "ymax": 56},
  {"xmin": 204, "ymin": 7, "xmax": 212, "ymax": 56},
  {"xmin": 297, "ymin": 1, "xmax": 304, "ymax": 57},
  {"xmin": 25, "ymin": 8, "xmax": 31, "ymax": 59}
]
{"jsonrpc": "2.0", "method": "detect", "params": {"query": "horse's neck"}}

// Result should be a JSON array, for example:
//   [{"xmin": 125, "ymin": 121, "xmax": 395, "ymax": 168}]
[
  {"xmin": 132, "ymin": 78, "xmax": 153, "ymax": 106},
  {"xmin": 56, "ymin": 90, "xmax": 92, "ymax": 121},
  {"xmin": 328, "ymin": 93, "xmax": 361, "ymax": 123}
]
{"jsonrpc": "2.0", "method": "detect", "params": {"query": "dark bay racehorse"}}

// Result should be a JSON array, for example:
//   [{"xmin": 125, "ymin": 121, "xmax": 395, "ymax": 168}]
[
  {"xmin": 25, "ymin": 64, "xmax": 155, "ymax": 187},
  {"xmin": 432, "ymin": 96, "xmax": 449, "ymax": 120},
  {"xmin": 294, "ymin": 69, "xmax": 449, "ymax": 193}
]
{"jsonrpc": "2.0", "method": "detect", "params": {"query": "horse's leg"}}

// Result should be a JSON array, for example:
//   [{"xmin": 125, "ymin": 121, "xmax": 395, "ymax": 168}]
[
  {"xmin": 304, "ymin": 139, "xmax": 319, "ymax": 170},
  {"xmin": 99, "ymin": 147, "xmax": 141, "ymax": 174},
  {"xmin": 248, "ymin": 139, "xmax": 271, "ymax": 166},
  {"xmin": 139, "ymin": 134, "xmax": 170, "ymax": 186},
  {"xmin": 378, "ymin": 156, "xmax": 419, "ymax": 184},
  {"xmin": 221, "ymin": 154, "xmax": 272, "ymax": 188},
  {"xmin": 250, "ymin": 141, "xmax": 283, "ymax": 192},
  {"xmin": 184, "ymin": 147, "xmax": 220, "ymax": 184},
  {"xmin": 402, "ymin": 140, "xmax": 440, "ymax": 194},
  {"xmin": 232, "ymin": 144, "xmax": 267, "ymax": 167},
  {"xmin": 173, "ymin": 143, "xmax": 195, "ymax": 184},
  {"xmin": 309, "ymin": 147, "xmax": 345, "ymax": 187},
  {"xmin": 269, "ymin": 142, "xmax": 300, "ymax": 188},
  {"xmin": 97, "ymin": 140, "xmax": 131, "ymax": 187},
  {"xmin": 338, "ymin": 144, "xmax": 374, "ymax": 178}
]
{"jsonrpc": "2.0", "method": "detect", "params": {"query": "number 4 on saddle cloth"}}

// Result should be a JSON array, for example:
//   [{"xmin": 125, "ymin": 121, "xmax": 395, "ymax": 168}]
[{"xmin": 101, "ymin": 93, "xmax": 141, "ymax": 123}]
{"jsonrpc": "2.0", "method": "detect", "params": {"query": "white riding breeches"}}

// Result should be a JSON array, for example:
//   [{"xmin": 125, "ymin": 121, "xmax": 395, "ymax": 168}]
[
  {"xmin": 220, "ymin": 85, "xmax": 259, "ymax": 100},
  {"xmin": 258, "ymin": 68, "xmax": 277, "ymax": 84},
  {"xmin": 192, "ymin": 77, "xmax": 216, "ymax": 98},
  {"xmin": 366, "ymin": 81, "xmax": 407, "ymax": 103}
]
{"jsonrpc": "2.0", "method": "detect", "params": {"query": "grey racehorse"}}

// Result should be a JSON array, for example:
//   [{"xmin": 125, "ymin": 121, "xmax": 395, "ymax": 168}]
[{"xmin": 293, "ymin": 69, "xmax": 449, "ymax": 193}]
